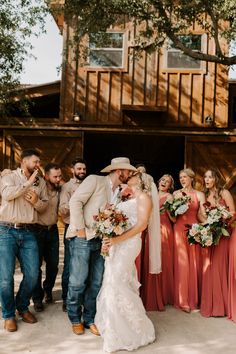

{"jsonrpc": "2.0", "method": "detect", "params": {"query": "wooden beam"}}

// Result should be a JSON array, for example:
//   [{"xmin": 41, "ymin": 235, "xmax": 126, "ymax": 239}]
[
  {"xmin": 2, "ymin": 125, "xmax": 236, "ymax": 137},
  {"xmin": 121, "ymin": 104, "xmax": 167, "ymax": 112}
]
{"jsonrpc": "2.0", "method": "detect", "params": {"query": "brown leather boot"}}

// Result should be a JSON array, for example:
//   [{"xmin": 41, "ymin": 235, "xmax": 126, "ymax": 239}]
[
  {"xmin": 17, "ymin": 310, "xmax": 37, "ymax": 324},
  {"xmin": 4, "ymin": 318, "xmax": 17, "ymax": 332},
  {"xmin": 88, "ymin": 324, "xmax": 100, "ymax": 336},
  {"xmin": 72, "ymin": 323, "xmax": 84, "ymax": 335}
]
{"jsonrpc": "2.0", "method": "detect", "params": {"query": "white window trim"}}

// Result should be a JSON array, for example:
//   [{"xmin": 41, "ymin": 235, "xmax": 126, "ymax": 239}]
[
  {"xmin": 88, "ymin": 32, "xmax": 125, "ymax": 69},
  {"xmin": 164, "ymin": 34, "xmax": 206, "ymax": 70}
]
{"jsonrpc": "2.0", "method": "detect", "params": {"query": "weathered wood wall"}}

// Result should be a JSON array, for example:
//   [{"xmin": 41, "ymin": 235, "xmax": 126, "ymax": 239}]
[{"xmin": 60, "ymin": 21, "xmax": 229, "ymax": 128}]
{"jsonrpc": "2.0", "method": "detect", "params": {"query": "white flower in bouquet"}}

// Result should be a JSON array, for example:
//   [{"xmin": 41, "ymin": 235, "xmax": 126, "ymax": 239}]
[{"xmin": 175, "ymin": 204, "xmax": 189, "ymax": 216}]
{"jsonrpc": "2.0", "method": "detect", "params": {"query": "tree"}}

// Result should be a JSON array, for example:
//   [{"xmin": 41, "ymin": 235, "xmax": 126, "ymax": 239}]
[
  {"xmin": 62, "ymin": 0, "xmax": 236, "ymax": 66},
  {"xmin": 0, "ymin": 0, "xmax": 48, "ymax": 117}
]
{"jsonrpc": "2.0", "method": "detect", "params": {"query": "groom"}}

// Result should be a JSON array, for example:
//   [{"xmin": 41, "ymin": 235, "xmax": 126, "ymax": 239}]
[{"xmin": 66, "ymin": 157, "xmax": 137, "ymax": 335}]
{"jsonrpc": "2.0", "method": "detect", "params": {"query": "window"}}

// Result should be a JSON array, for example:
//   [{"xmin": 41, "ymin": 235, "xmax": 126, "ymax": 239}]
[
  {"xmin": 88, "ymin": 32, "xmax": 124, "ymax": 68},
  {"xmin": 166, "ymin": 35, "xmax": 202, "ymax": 69}
]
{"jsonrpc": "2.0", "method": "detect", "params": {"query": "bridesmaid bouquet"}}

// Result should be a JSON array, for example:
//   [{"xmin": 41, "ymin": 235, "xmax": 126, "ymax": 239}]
[
  {"xmin": 186, "ymin": 202, "xmax": 234, "ymax": 247},
  {"xmin": 93, "ymin": 204, "xmax": 131, "ymax": 256},
  {"xmin": 160, "ymin": 192, "xmax": 191, "ymax": 217},
  {"xmin": 186, "ymin": 223, "xmax": 214, "ymax": 247}
]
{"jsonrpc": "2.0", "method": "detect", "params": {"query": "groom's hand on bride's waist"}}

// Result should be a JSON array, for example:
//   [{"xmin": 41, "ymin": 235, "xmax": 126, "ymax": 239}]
[{"xmin": 76, "ymin": 228, "xmax": 86, "ymax": 238}]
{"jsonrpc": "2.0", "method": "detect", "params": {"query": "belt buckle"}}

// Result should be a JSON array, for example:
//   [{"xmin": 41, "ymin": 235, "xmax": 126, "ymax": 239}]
[{"xmin": 13, "ymin": 223, "xmax": 21, "ymax": 229}]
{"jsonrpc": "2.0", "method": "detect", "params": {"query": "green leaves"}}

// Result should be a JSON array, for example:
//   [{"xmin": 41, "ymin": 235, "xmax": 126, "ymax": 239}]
[
  {"xmin": 0, "ymin": 0, "xmax": 48, "ymax": 116},
  {"xmin": 64, "ymin": 0, "xmax": 236, "ymax": 65}
]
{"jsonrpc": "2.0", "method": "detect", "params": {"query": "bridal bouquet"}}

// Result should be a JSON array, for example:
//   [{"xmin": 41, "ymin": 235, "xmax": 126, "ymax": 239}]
[
  {"xmin": 186, "ymin": 202, "xmax": 234, "ymax": 247},
  {"xmin": 93, "ymin": 204, "xmax": 131, "ymax": 256},
  {"xmin": 160, "ymin": 192, "xmax": 191, "ymax": 218}
]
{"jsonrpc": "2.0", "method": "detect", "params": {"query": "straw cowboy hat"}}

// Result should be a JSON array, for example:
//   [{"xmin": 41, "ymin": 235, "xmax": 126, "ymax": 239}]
[{"xmin": 101, "ymin": 157, "xmax": 137, "ymax": 173}]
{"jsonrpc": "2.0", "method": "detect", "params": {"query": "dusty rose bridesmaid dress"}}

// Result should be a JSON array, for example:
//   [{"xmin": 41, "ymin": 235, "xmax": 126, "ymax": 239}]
[
  {"xmin": 135, "ymin": 194, "xmax": 174, "ymax": 310},
  {"xmin": 139, "ymin": 229, "xmax": 165, "ymax": 311},
  {"xmin": 158, "ymin": 194, "xmax": 174, "ymax": 305},
  {"xmin": 174, "ymin": 191, "xmax": 202, "ymax": 312},
  {"xmin": 200, "ymin": 199, "xmax": 229, "ymax": 317}
]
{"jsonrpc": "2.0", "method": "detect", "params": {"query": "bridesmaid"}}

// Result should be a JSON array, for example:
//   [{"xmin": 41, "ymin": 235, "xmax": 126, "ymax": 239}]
[
  {"xmin": 173, "ymin": 168, "xmax": 205, "ymax": 313},
  {"xmin": 138, "ymin": 174, "xmax": 164, "ymax": 311},
  {"xmin": 140, "ymin": 174, "xmax": 175, "ymax": 310},
  {"xmin": 200, "ymin": 169, "xmax": 235, "ymax": 317},
  {"xmin": 158, "ymin": 174, "xmax": 175, "ymax": 306}
]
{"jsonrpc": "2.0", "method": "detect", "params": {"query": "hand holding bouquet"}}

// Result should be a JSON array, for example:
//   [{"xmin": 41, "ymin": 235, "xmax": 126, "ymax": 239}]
[
  {"xmin": 160, "ymin": 191, "xmax": 191, "ymax": 218},
  {"xmin": 186, "ymin": 202, "xmax": 235, "ymax": 247},
  {"xmin": 93, "ymin": 204, "xmax": 131, "ymax": 256}
]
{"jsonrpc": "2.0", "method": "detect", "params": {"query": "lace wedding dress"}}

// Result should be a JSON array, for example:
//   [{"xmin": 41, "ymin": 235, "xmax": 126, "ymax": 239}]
[{"xmin": 95, "ymin": 198, "xmax": 156, "ymax": 352}]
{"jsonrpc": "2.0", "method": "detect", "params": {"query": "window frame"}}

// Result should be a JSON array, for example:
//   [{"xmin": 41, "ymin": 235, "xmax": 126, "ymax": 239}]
[
  {"xmin": 163, "ymin": 34, "xmax": 207, "ymax": 73},
  {"xmin": 86, "ymin": 31, "xmax": 126, "ymax": 70}
]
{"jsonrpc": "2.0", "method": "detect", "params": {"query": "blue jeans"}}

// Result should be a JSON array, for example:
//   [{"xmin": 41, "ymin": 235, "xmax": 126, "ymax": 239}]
[
  {"xmin": 61, "ymin": 224, "xmax": 70, "ymax": 303},
  {"xmin": 67, "ymin": 237, "xmax": 104, "ymax": 326},
  {"xmin": 32, "ymin": 224, "xmax": 59, "ymax": 303},
  {"xmin": 0, "ymin": 225, "xmax": 39, "ymax": 319}
]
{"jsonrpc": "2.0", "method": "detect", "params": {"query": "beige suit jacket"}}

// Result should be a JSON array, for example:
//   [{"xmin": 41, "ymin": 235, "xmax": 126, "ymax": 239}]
[{"xmin": 66, "ymin": 174, "xmax": 112, "ymax": 240}]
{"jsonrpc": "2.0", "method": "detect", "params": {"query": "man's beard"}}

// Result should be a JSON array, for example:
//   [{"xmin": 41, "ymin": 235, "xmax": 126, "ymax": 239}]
[
  {"xmin": 75, "ymin": 173, "xmax": 86, "ymax": 181},
  {"xmin": 49, "ymin": 181, "xmax": 61, "ymax": 190},
  {"xmin": 119, "ymin": 171, "xmax": 128, "ymax": 183}
]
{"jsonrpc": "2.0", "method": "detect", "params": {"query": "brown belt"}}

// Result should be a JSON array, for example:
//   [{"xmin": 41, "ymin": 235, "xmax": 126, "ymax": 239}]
[{"xmin": 0, "ymin": 222, "xmax": 34, "ymax": 229}]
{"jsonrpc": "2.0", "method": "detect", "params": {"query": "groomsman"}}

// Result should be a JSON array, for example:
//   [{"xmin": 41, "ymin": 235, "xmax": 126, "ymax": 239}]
[
  {"xmin": 59, "ymin": 157, "xmax": 87, "ymax": 311},
  {"xmin": 0, "ymin": 149, "xmax": 48, "ymax": 332},
  {"xmin": 66, "ymin": 157, "xmax": 136, "ymax": 336},
  {"xmin": 32, "ymin": 163, "xmax": 62, "ymax": 312}
]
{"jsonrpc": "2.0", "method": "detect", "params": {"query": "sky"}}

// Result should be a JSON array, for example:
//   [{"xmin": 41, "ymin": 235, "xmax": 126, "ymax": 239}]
[
  {"xmin": 20, "ymin": 12, "xmax": 236, "ymax": 85},
  {"xmin": 20, "ymin": 13, "xmax": 63, "ymax": 85}
]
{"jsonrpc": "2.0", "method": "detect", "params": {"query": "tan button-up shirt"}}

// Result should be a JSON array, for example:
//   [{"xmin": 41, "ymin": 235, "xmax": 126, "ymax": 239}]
[
  {"xmin": 38, "ymin": 186, "xmax": 59, "ymax": 226},
  {"xmin": 0, "ymin": 168, "xmax": 48, "ymax": 223},
  {"xmin": 59, "ymin": 178, "xmax": 82, "ymax": 224}
]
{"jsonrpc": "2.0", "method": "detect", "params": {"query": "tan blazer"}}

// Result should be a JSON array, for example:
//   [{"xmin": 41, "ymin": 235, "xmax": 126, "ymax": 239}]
[{"xmin": 66, "ymin": 175, "xmax": 112, "ymax": 240}]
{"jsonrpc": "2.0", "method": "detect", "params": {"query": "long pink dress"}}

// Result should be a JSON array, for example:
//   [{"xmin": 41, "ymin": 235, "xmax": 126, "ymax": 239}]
[
  {"xmin": 228, "ymin": 227, "xmax": 236, "ymax": 322},
  {"xmin": 140, "ymin": 231, "xmax": 165, "ymax": 311},
  {"xmin": 158, "ymin": 195, "xmax": 174, "ymax": 305},
  {"xmin": 136, "ymin": 229, "xmax": 165, "ymax": 311},
  {"xmin": 200, "ymin": 199, "xmax": 229, "ymax": 317},
  {"xmin": 137, "ymin": 195, "xmax": 174, "ymax": 310},
  {"xmin": 174, "ymin": 191, "xmax": 202, "ymax": 312}
]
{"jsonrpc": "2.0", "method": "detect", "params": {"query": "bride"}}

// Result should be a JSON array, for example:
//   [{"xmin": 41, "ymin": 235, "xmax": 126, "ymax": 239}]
[{"xmin": 95, "ymin": 171, "xmax": 160, "ymax": 352}]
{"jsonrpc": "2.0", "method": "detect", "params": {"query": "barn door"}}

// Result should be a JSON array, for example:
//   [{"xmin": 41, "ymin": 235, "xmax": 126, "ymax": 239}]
[
  {"xmin": 185, "ymin": 136, "xmax": 236, "ymax": 200},
  {"xmin": 2, "ymin": 129, "xmax": 84, "ymax": 179}
]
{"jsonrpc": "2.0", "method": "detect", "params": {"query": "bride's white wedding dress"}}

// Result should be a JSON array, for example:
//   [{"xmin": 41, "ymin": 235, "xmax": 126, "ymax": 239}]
[{"xmin": 95, "ymin": 198, "xmax": 155, "ymax": 352}]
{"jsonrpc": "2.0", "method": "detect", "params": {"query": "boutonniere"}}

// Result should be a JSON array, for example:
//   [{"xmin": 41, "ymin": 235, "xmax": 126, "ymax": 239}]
[{"xmin": 116, "ymin": 186, "xmax": 134, "ymax": 204}]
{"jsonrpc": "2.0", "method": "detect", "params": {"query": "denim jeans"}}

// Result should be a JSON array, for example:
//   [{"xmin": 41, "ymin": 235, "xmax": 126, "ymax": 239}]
[
  {"xmin": 32, "ymin": 224, "xmax": 59, "ymax": 303},
  {"xmin": 0, "ymin": 225, "xmax": 39, "ymax": 319},
  {"xmin": 61, "ymin": 224, "xmax": 69, "ymax": 303},
  {"xmin": 67, "ymin": 237, "xmax": 104, "ymax": 326}
]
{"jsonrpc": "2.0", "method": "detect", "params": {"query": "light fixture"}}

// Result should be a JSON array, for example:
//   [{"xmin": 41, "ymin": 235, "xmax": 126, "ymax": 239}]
[
  {"xmin": 205, "ymin": 115, "xmax": 213, "ymax": 125},
  {"xmin": 73, "ymin": 113, "xmax": 81, "ymax": 122}
]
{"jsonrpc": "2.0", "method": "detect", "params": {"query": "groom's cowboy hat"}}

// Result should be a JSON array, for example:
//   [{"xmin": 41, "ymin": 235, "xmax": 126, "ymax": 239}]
[{"xmin": 101, "ymin": 157, "xmax": 137, "ymax": 173}]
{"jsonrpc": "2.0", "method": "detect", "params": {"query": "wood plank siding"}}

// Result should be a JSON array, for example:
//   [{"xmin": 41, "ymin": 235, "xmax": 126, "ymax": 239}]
[{"xmin": 60, "ymin": 21, "xmax": 229, "ymax": 129}]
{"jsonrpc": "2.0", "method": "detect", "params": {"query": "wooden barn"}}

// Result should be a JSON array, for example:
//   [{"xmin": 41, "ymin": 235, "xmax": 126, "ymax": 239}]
[{"xmin": 1, "ymin": 1, "xmax": 236, "ymax": 194}]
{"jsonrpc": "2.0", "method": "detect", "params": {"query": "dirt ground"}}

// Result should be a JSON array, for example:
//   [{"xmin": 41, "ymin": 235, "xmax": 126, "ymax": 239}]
[{"xmin": 1, "ymin": 236, "xmax": 236, "ymax": 354}]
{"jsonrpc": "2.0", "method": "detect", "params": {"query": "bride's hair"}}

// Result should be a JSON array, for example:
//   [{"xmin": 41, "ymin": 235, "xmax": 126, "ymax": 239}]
[{"xmin": 133, "ymin": 171, "xmax": 153, "ymax": 195}]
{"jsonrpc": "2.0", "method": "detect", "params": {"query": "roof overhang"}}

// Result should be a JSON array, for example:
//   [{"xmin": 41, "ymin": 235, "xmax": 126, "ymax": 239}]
[{"xmin": 49, "ymin": 0, "xmax": 65, "ymax": 32}]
